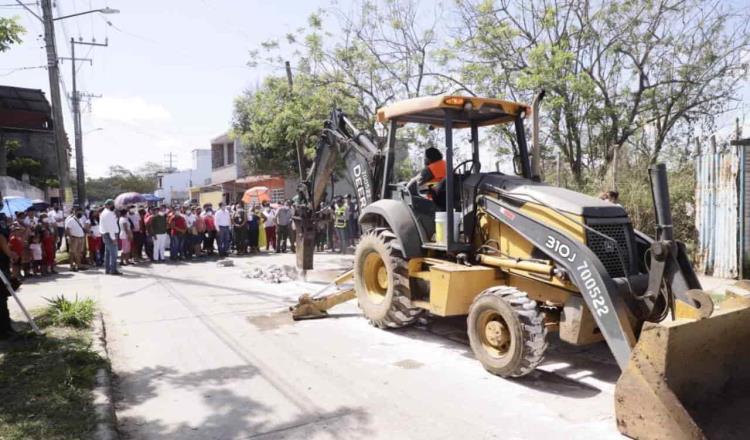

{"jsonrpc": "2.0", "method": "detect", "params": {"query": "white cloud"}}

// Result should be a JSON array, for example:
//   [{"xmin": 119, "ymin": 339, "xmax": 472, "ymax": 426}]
[{"xmin": 93, "ymin": 96, "xmax": 171, "ymax": 123}]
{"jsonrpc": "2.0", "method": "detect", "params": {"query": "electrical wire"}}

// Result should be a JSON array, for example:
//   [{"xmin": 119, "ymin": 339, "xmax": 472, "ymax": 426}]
[{"xmin": 0, "ymin": 65, "xmax": 46, "ymax": 76}]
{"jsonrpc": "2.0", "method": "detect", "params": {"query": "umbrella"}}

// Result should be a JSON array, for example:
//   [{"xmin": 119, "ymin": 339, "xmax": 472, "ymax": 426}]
[
  {"xmin": 1, "ymin": 196, "xmax": 33, "ymax": 217},
  {"xmin": 114, "ymin": 192, "xmax": 147, "ymax": 209},
  {"xmin": 242, "ymin": 186, "xmax": 270, "ymax": 204},
  {"xmin": 142, "ymin": 194, "xmax": 164, "ymax": 203},
  {"xmin": 32, "ymin": 199, "xmax": 50, "ymax": 210}
]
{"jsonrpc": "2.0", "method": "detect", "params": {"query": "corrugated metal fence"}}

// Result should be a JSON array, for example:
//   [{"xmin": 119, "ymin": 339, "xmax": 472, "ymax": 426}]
[{"xmin": 695, "ymin": 146, "xmax": 740, "ymax": 278}]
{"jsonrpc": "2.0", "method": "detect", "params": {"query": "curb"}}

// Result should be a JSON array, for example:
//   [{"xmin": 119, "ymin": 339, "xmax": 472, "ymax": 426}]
[{"xmin": 92, "ymin": 312, "xmax": 118, "ymax": 440}]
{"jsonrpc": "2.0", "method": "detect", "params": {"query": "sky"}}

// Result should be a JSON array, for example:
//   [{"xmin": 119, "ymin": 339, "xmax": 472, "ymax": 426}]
[
  {"xmin": 2, "ymin": 0, "xmax": 749, "ymax": 179},
  {"xmin": 1, "ymin": 0, "xmax": 328, "ymax": 177}
]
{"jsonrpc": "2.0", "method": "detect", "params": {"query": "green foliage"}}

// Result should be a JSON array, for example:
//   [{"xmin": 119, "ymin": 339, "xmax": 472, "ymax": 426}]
[
  {"xmin": 454, "ymin": 0, "xmax": 750, "ymax": 182},
  {"xmin": 0, "ymin": 16, "xmax": 24, "ymax": 52},
  {"xmin": 0, "ymin": 323, "xmax": 107, "ymax": 439},
  {"xmin": 43, "ymin": 295, "xmax": 95, "ymax": 329},
  {"xmin": 232, "ymin": 75, "xmax": 361, "ymax": 174},
  {"xmin": 85, "ymin": 165, "xmax": 157, "ymax": 203},
  {"xmin": 2, "ymin": 139, "xmax": 57, "ymax": 189},
  {"xmin": 616, "ymin": 164, "xmax": 697, "ymax": 249},
  {"xmin": 3, "ymin": 139, "xmax": 21, "ymax": 154},
  {"xmin": 7, "ymin": 156, "xmax": 40, "ymax": 175}
]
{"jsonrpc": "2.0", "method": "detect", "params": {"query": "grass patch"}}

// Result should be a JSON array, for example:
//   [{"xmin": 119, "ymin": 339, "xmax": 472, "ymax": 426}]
[
  {"xmin": 43, "ymin": 295, "xmax": 95, "ymax": 329},
  {"xmin": 55, "ymin": 252, "xmax": 69, "ymax": 265},
  {"xmin": 0, "ymin": 324, "xmax": 108, "ymax": 440}
]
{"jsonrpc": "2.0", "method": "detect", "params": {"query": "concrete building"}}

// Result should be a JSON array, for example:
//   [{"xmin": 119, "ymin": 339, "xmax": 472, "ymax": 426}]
[
  {"xmin": 201, "ymin": 132, "xmax": 295, "ymax": 206},
  {"xmin": 154, "ymin": 149, "xmax": 211, "ymax": 204},
  {"xmin": 194, "ymin": 131, "xmax": 358, "ymax": 207},
  {"xmin": 0, "ymin": 85, "xmax": 62, "ymax": 201}
]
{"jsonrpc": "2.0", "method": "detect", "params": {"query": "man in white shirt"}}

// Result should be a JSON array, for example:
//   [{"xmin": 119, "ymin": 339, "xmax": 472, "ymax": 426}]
[
  {"xmin": 50, "ymin": 205, "xmax": 65, "ymax": 249},
  {"xmin": 64, "ymin": 207, "xmax": 86, "ymax": 271},
  {"xmin": 127, "ymin": 206, "xmax": 143, "ymax": 261},
  {"xmin": 262, "ymin": 201, "xmax": 277, "ymax": 251},
  {"xmin": 214, "ymin": 202, "xmax": 231, "ymax": 257},
  {"xmin": 99, "ymin": 199, "xmax": 121, "ymax": 275}
]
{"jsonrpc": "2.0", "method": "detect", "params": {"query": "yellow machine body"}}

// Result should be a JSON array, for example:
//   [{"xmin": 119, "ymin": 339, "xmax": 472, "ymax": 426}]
[{"xmin": 291, "ymin": 93, "xmax": 750, "ymax": 439}]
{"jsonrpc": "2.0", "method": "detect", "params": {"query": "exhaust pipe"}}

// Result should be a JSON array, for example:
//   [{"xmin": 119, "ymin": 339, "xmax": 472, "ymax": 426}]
[
  {"xmin": 531, "ymin": 89, "xmax": 546, "ymax": 181},
  {"xmin": 648, "ymin": 163, "xmax": 674, "ymax": 241}
]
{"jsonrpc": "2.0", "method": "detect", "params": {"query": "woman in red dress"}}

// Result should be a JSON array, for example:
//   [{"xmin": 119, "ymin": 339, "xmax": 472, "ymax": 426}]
[
  {"xmin": 87, "ymin": 210, "xmax": 103, "ymax": 267},
  {"xmin": 41, "ymin": 227, "xmax": 57, "ymax": 274}
]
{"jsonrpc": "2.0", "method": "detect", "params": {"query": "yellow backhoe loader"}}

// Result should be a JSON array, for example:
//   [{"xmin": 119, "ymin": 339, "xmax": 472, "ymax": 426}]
[{"xmin": 290, "ymin": 93, "xmax": 750, "ymax": 439}]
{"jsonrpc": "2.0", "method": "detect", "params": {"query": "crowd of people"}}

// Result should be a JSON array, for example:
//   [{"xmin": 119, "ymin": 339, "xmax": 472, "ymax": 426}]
[{"xmin": 0, "ymin": 192, "xmax": 363, "ymax": 281}]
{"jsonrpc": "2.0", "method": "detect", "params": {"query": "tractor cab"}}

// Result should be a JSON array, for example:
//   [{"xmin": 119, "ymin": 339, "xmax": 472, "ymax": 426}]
[{"xmin": 375, "ymin": 95, "xmax": 532, "ymax": 253}]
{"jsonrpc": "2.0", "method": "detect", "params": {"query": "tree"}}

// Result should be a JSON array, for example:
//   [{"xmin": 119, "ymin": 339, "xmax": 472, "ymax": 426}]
[
  {"xmin": 250, "ymin": 1, "xmax": 465, "ymax": 129},
  {"xmin": 0, "ymin": 16, "xmax": 24, "ymax": 52},
  {"xmin": 136, "ymin": 162, "xmax": 166, "ymax": 177},
  {"xmin": 232, "ymin": 74, "xmax": 361, "ymax": 175},
  {"xmin": 84, "ymin": 165, "xmax": 157, "ymax": 202},
  {"xmin": 453, "ymin": 0, "xmax": 750, "ymax": 185}
]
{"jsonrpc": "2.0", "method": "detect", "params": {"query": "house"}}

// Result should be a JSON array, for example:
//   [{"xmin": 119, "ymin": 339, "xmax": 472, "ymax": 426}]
[
  {"xmin": 154, "ymin": 149, "xmax": 211, "ymax": 204},
  {"xmin": 195, "ymin": 130, "xmax": 363, "ymax": 208}
]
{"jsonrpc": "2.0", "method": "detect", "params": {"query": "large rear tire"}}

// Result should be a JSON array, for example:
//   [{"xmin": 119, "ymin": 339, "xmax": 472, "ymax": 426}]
[
  {"xmin": 354, "ymin": 229, "xmax": 422, "ymax": 328},
  {"xmin": 467, "ymin": 286, "xmax": 547, "ymax": 377}
]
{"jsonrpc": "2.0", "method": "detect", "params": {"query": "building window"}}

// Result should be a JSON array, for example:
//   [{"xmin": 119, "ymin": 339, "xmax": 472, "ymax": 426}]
[
  {"xmin": 227, "ymin": 143, "xmax": 235, "ymax": 165},
  {"xmin": 212, "ymin": 144, "xmax": 224, "ymax": 169},
  {"xmin": 271, "ymin": 188, "xmax": 285, "ymax": 203}
]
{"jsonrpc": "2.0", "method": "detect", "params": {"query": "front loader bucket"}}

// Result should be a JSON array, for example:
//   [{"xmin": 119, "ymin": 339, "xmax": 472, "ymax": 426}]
[{"xmin": 615, "ymin": 299, "xmax": 750, "ymax": 439}]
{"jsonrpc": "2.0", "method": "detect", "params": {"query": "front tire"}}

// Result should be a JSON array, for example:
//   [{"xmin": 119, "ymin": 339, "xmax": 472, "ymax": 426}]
[
  {"xmin": 467, "ymin": 286, "xmax": 547, "ymax": 377},
  {"xmin": 354, "ymin": 229, "xmax": 422, "ymax": 328}
]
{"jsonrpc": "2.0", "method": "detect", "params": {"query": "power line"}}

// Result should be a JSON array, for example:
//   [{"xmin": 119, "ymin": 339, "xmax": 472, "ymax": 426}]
[{"xmin": 0, "ymin": 65, "xmax": 46, "ymax": 76}]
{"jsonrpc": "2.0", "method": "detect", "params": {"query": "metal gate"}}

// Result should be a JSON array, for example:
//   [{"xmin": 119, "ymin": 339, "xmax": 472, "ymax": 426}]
[{"xmin": 695, "ymin": 147, "xmax": 739, "ymax": 278}]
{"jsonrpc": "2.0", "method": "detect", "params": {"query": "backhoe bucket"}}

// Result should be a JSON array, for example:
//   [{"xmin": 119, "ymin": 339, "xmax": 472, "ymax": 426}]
[{"xmin": 615, "ymin": 298, "xmax": 750, "ymax": 439}]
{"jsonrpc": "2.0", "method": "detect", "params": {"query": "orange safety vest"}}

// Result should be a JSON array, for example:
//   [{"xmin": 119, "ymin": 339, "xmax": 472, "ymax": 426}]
[{"xmin": 427, "ymin": 159, "xmax": 447, "ymax": 184}]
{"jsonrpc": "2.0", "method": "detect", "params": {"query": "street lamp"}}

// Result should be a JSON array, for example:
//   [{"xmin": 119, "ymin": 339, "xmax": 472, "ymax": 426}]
[
  {"xmin": 84, "ymin": 128, "xmax": 104, "ymax": 135},
  {"xmin": 14, "ymin": 0, "xmax": 121, "ymax": 207},
  {"xmin": 53, "ymin": 7, "xmax": 120, "ymax": 21}
]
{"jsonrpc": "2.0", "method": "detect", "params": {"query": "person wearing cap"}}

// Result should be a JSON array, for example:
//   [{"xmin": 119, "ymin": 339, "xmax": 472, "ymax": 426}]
[
  {"xmin": 99, "ymin": 199, "xmax": 121, "ymax": 275},
  {"xmin": 64, "ymin": 206, "xmax": 87, "ymax": 272}
]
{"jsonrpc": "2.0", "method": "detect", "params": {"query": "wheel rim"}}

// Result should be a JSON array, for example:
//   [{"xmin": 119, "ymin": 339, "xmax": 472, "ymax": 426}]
[
  {"xmin": 362, "ymin": 251, "xmax": 388, "ymax": 304},
  {"xmin": 477, "ymin": 310, "xmax": 512, "ymax": 358}
]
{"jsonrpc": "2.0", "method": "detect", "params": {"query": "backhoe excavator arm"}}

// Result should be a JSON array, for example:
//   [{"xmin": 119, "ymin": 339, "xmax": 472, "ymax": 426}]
[
  {"xmin": 304, "ymin": 109, "xmax": 382, "ymax": 210},
  {"xmin": 295, "ymin": 109, "xmax": 384, "ymax": 270}
]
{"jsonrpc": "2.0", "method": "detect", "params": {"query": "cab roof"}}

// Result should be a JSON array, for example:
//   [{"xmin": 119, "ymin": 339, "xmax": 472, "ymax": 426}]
[{"xmin": 376, "ymin": 95, "xmax": 530, "ymax": 128}]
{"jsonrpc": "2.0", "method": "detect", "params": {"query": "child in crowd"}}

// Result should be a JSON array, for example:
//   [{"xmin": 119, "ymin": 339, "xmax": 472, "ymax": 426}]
[
  {"xmin": 29, "ymin": 234, "xmax": 42, "ymax": 276},
  {"xmin": 87, "ymin": 214, "xmax": 102, "ymax": 267},
  {"xmin": 20, "ymin": 225, "xmax": 32, "ymax": 278},
  {"xmin": 42, "ymin": 227, "xmax": 57, "ymax": 274},
  {"xmin": 8, "ymin": 227, "xmax": 24, "ymax": 278}
]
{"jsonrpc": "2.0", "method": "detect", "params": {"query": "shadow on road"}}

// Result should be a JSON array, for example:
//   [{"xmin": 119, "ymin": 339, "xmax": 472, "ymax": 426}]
[
  {"xmin": 378, "ymin": 315, "xmax": 617, "ymax": 399},
  {"xmin": 115, "ymin": 364, "xmax": 372, "ymax": 439}
]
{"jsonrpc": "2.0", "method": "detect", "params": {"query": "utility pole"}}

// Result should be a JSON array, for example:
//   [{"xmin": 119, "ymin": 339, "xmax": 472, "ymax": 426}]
[
  {"xmin": 16, "ymin": 0, "xmax": 119, "ymax": 206},
  {"xmin": 40, "ymin": 0, "xmax": 72, "ymax": 207},
  {"xmin": 165, "ymin": 152, "xmax": 177, "ymax": 171},
  {"xmin": 555, "ymin": 152, "xmax": 561, "ymax": 187},
  {"xmin": 68, "ymin": 37, "xmax": 107, "ymax": 205}
]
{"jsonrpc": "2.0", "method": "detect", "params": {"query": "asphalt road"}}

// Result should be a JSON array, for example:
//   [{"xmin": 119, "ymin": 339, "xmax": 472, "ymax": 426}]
[{"xmin": 13, "ymin": 253, "xmax": 624, "ymax": 439}]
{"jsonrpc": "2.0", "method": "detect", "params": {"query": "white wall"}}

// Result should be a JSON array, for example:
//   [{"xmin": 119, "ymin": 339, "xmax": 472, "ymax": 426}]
[
  {"xmin": 0, "ymin": 176, "xmax": 45, "ymax": 200},
  {"xmin": 157, "ymin": 149, "xmax": 211, "ymax": 204}
]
